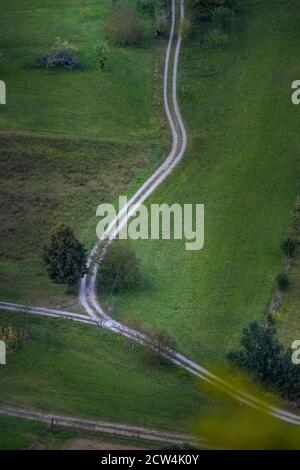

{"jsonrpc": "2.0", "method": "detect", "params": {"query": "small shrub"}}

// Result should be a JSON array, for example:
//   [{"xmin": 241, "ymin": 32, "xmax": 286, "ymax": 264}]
[
  {"xmin": 137, "ymin": 0, "xmax": 155, "ymax": 14},
  {"xmin": 281, "ymin": 237, "xmax": 298, "ymax": 258},
  {"xmin": 103, "ymin": 4, "xmax": 144, "ymax": 47},
  {"xmin": 40, "ymin": 38, "xmax": 82, "ymax": 70},
  {"xmin": 97, "ymin": 241, "xmax": 142, "ymax": 293},
  {"xmin": 204, "ymin": 29, "xmax": 228, "ymax": 48},
  {"xmin": 142, "ymin": 328, "xmax": 176, "ymax": 366},
  {"xmin": 0, "ymin": 325, "xmax": 30, "ymax": 352},
  {"xmin": 43, "ymin": 222, "xmax": 87, "ymax": 292},
  {"xmin": 93, "ymin": 41, "xmax": 109, "ymax": 70},
  {"xmin": 290, "ymin": 196, "xmax": 300, "ymax": 237},
  {"xmin": 179, "ymin": 18, "xmax": 192, "ymax": 39},
  {"xmin": 224, "ymin": 0, "xmax": 239, "ymax": 10},
  {"xmin": 227, "ymin": 322, "xmax": 282, "ymax": 382},
  {"xmin": 276, "ymin": 273, "xmax": 290, "ymax": 292},
  {"xmin": 212, "ymin": 6, "xmax": 234, "ymax": 29}
]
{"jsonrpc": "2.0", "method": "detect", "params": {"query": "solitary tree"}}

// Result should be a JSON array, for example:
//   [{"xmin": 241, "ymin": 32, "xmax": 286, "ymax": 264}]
[
  {"xmin": 43, "ymin": 222, "xmax": 87, "ymax": 292},
  {"xmin": 97, "ymin": 241, "xmax": 141, "ymax": 293}
]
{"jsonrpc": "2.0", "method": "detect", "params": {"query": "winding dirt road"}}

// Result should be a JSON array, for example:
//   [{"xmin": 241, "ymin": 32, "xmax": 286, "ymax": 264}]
[{"xmin": 1, "ymin": 0, "xmax": 300, "ymax": 432}]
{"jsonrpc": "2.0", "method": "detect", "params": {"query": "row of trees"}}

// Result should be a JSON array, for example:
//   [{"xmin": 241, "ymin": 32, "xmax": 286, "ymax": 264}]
[{"xmin": 228, "ymin": 322, "xmax": 300, "ymax": 405}]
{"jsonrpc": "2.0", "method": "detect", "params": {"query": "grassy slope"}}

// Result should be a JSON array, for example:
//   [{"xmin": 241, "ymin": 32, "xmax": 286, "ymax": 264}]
[
  {"xmin": 108, "ymin": 0, "xmax": 300, "ymax": 363},
  {"xmin": 0, "ymin": 312, "xmax": 227, "ymax": 432},
  {"xmin": 0, "ymin": 0, "xmax": 166, "ymax": 309}
]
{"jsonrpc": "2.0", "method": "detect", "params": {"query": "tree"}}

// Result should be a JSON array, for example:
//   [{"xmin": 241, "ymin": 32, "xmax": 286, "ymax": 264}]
[
  {"xmin": 43, "ymin": 222, "xmax": 87, "ymax": 292},
  {"xmin": 103, "ymin": 4, "xmax": 144, "ymax": 47},
  {"xmin": 94, "ymin": 41, "xmax": 109, "ymax": 70},
  {"xmin": 147, "ymin": 328, "xmax": 176, "ymax": 359},
  {"xmin": 191, "ymin": 0, "xmax": 226, "ymax": 20},
  {"xmin": 141, "ymin": 328, "xmax": 177, "ymax": 366},
  {"xmin": 227, "ymin": 322, "xmax": 282, "ymax": 382},
  {"xmin": 212, "ymin": 6, "xmax": 234, "ymax": 29},
  {"xmin": 97, "ymin": 241, "xmax": 141, "ymax": 293}
]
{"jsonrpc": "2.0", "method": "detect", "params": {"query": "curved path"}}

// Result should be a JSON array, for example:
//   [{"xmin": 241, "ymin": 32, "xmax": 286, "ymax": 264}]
[{"xmin": 1, "ymin": 0, "xmax": 300, "ymax": 431}]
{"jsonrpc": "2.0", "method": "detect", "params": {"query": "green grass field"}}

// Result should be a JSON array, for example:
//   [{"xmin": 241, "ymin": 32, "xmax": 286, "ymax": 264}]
[
  {"xmin": 277, "ymin": 258, "xmax": 300, "ymax": 347},
  {"xmin": 0, "ymin": 312, "xmax": 229, "ymax": 432},
  {"xmin": 107, "ymin": 0, "xmax": 300, "ymax": 363}
]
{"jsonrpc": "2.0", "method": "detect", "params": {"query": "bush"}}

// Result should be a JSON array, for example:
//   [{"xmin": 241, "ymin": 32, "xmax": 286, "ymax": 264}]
[
  {"xmin": 97, "ymin": 241, "xmax": 142, "ymax": 293},
  {"xmin": 179, "ymin": 19, "xmax": 192, "ymax": 39},
  {"xmin": 0, "ymin": 325, "xmax": 30, "ymax": 352},
  {"xmin": 43, "ymin": 222, "xmax": 87, "ymax": 292},
  {"xmin": 212, "ymin": 6, "xmax": 234, "ymax": 29},
  {"xmin": 204, "ymin": 29, "xmax": 228, "ymax": 48},
  {"xmin": 281, "ymin": 237, "xmax": 298, "ymax": 258},
  {"xmin": 156, "ymin": 10, "xmax": 169, "ymax": 37},
  {"xmin": 276, "ymin": 351, "xmax": 300, "ymax": 404},
  {"xmin": 103, "ymin": 4, "xmax": 144, "ymax": 47},
  {"xmin": 192, "ymin": 0, "xmax": 227, "ymax": 20},
  {"xmin": 137, "ymin": 0, "xmax": 155, "ymax": 14},
  {"xmin": 276, "ymin": 273, "xmax": 290, "ymax": 292},
  {"xmin": 93, "ymin": 41, "xmax": 109, "ymax": 70},
  {"xmin": 40, "ymin": 38, "xmax": 82, "ymax": 70},
  {"xmin": 224, "ymin": 0, "xmax": 239, "ymax": 10}
]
